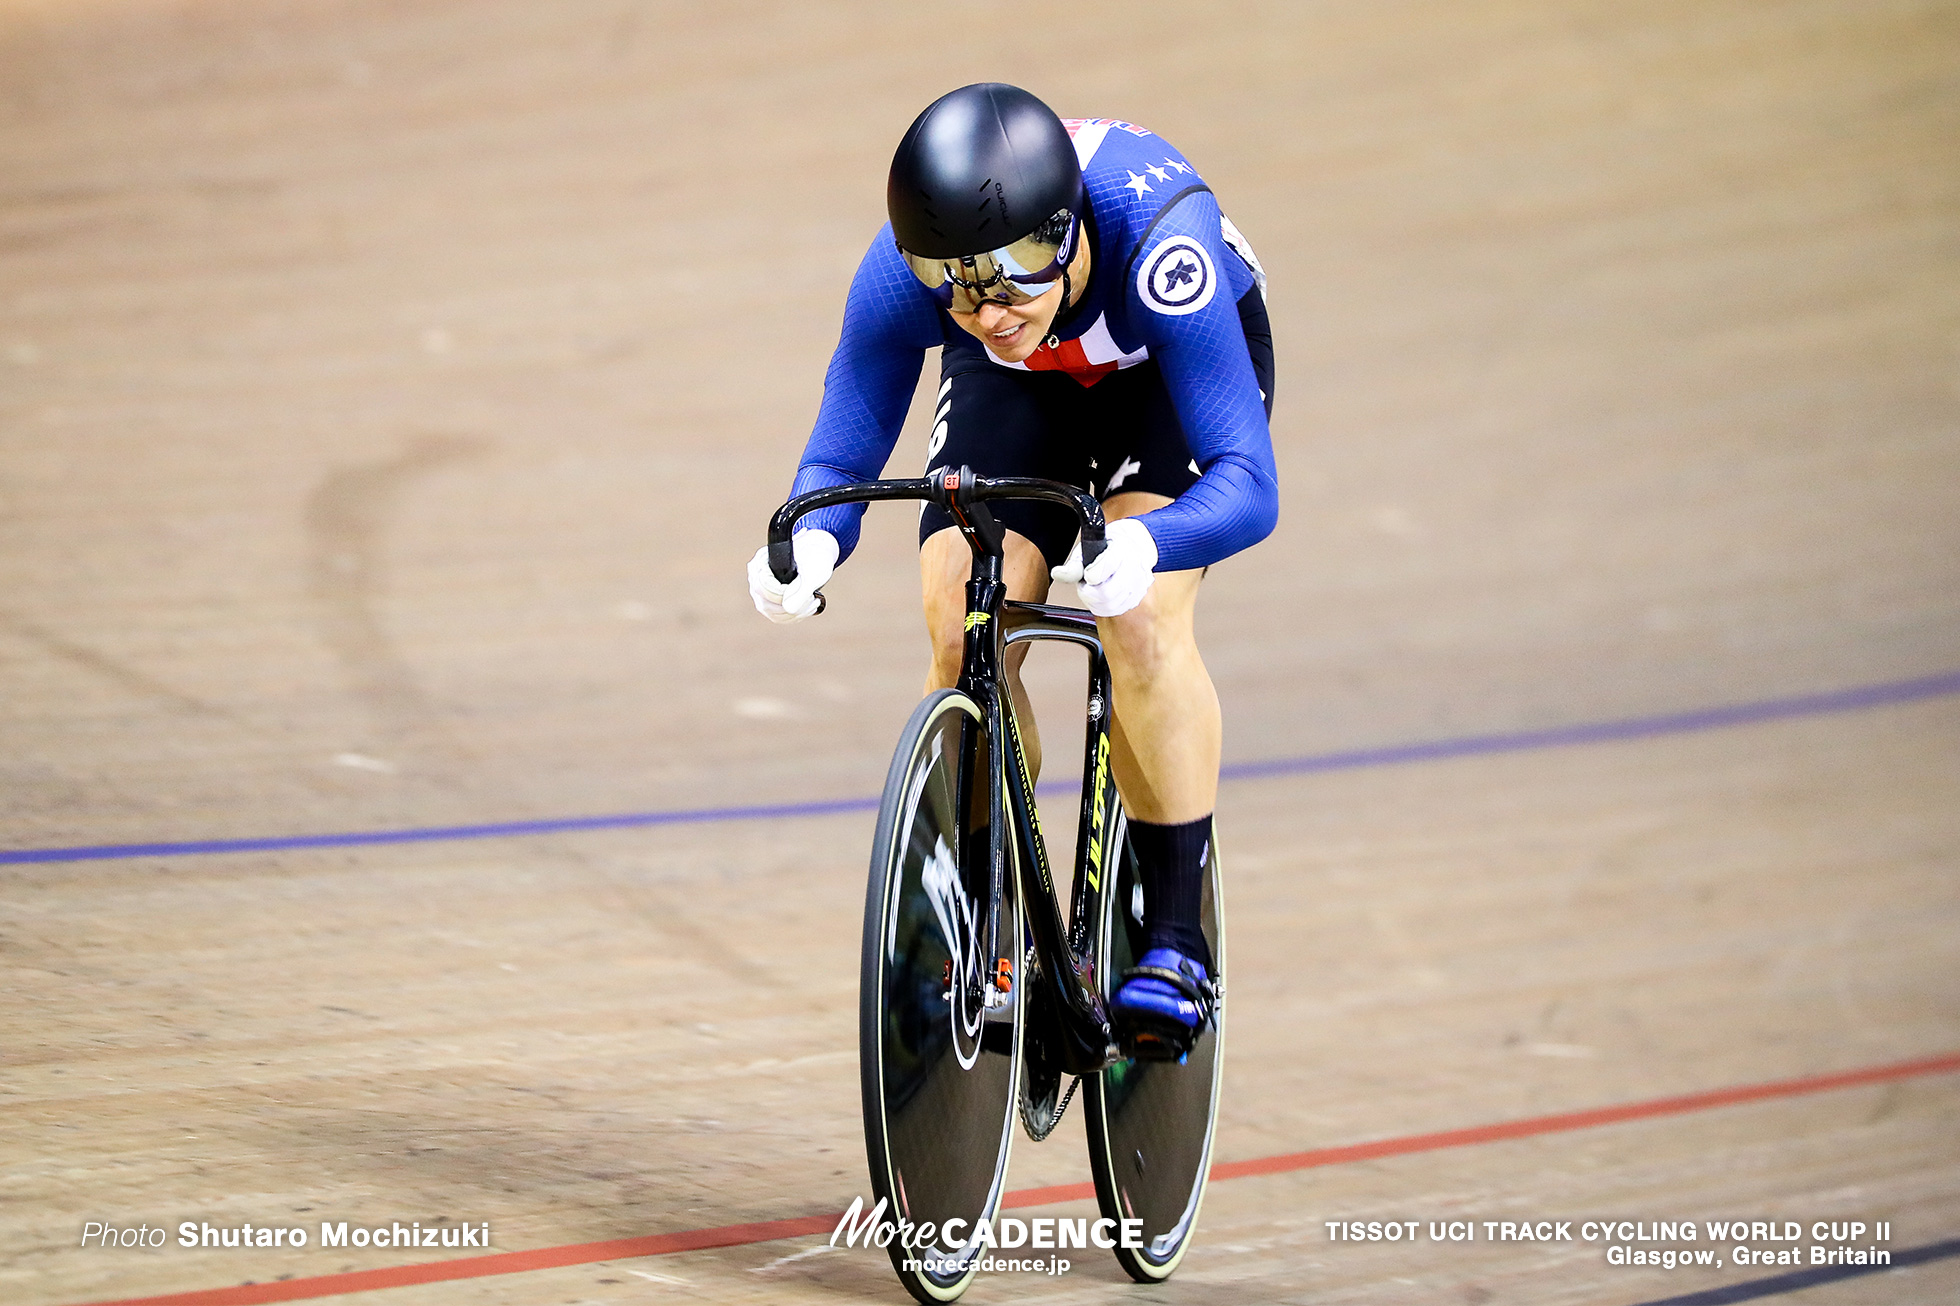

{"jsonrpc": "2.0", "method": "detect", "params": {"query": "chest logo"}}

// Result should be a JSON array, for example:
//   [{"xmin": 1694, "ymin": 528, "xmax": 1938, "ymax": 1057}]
[
  {"xmin": 1137, "ymin": 235, "xmax": 1217, "ymax": 316},
  {"xmin": 983, "ymin": 312, "xmax": 1149, "ymax": 386}
]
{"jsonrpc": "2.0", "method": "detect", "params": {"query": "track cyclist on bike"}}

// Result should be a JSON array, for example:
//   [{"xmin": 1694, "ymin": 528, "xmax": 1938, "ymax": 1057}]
[{"xmin": 748, "ymin": 83, "xmax": 1277, "ymax": 1056}]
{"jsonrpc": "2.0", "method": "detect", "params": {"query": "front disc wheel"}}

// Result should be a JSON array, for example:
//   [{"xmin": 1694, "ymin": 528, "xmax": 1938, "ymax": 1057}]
[{"xmin": 861, "ymin": 689, "xmax": 1024, "ymax": 1302}]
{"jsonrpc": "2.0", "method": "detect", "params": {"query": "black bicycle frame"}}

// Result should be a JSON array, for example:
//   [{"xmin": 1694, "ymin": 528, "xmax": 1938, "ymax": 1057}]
[{"xmin": 768, "ymin": 466, "xmax": 1121, "ymax": 1075}]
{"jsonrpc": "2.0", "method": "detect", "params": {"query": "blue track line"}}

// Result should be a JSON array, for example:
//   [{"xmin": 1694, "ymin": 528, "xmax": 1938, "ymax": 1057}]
[
  {"xmin": 1624, "ymin": 1236, "xmax": 1960, "ymax": 1305},
  {"xmin": 4, "ymin": 668, "xmax": 1956, "ymax": 868},
  {"xmin": 1216, "ymin": 668, "xmax": 1960, "ymax": 781}
]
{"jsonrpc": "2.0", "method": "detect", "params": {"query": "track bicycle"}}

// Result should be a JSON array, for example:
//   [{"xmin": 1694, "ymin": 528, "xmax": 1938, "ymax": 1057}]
[{"xmin": 766, "ymin": 467, "xmax": 1226, "ymax": 1302}]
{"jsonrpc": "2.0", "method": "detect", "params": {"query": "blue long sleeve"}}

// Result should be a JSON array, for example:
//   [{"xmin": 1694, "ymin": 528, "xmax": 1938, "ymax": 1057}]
[
  {"xmin": 788, "ymin": 229, "xmax": 942, "ymax": 560},
  {"xmin": 1125, "ymin": 190, "xmax": 1280, "ymax": 573}
]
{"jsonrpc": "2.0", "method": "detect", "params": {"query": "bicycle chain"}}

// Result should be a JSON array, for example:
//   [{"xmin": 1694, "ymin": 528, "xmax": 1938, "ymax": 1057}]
[
  {"xmin": 1052, "ymin": 1073, "xmax": 1083, "ymax": 1124},
  {"xmin": 1021, "ymin": 1071, "xmax": 1084, "ymax": 1141}
]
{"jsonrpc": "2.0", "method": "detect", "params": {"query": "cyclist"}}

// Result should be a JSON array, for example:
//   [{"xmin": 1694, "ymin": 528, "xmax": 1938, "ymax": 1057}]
[{"xmin": 748, "ymin": 83, "xmax": 1277, "ymax": 1054}]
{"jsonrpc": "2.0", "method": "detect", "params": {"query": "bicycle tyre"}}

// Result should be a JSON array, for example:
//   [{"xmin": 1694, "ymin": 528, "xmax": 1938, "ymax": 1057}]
[
  {"xmin": 1082, "ymin": 810, "xmax": 1226, "ymax": 1282},
  {"xmin": 861, "ymin": 689, "xmax": 1025, "ymax": 1303}
]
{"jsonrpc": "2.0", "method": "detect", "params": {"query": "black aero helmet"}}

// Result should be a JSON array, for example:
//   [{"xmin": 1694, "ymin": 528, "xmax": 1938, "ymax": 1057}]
[{"xmin": 889, "ymin": 83, "xmax": 1084, "ymax": 312}]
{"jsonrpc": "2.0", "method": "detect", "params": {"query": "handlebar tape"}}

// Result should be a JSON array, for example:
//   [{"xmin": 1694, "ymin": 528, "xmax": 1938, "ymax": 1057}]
[{"xmin": 767, "ymin": 538, "xmax": 798, "ymax": 586}]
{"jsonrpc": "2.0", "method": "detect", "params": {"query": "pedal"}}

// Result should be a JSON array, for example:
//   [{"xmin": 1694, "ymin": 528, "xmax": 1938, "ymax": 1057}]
[
  {"xmin": 1121, "ymin": 1034, "xmax": 1192, "ymax": 1064},
  {"xmin": 1116, "ymin": 1016, "xmax": 1201, "ymax": 1063}
]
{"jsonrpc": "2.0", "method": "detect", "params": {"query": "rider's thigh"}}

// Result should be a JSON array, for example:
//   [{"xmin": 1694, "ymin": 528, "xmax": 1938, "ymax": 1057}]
[
  {"xmin": 921, "ymin": 526, "xmax": 1052, "ymax": 687},
  {"xmin": 1095, "ymin": 492, "xmax": 1204, "ymax": 675}
]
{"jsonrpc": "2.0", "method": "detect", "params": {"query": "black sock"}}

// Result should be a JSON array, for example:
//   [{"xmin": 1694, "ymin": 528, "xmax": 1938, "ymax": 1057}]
[{"xmin": 1126, "ymin": 815, "xmax": 1214, "ymax": 970}]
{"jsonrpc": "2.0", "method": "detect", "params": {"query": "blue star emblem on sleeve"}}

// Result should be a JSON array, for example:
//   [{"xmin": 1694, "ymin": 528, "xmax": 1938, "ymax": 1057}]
[
  {"xmin": 1136, "ymin": 235, "xmax": 1217, "ymax": 315},
  {"xmin": 1162, "ymin": 258, "xmax": 1199, "ymax": 290}
]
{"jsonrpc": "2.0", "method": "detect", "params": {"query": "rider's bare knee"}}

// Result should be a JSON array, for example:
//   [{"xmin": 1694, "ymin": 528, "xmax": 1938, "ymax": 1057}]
[
  {"xmin": 1099, "ymin": 592, "xmax": 1189, "ymax": 683},
  {"xmin": 924, "ymin": 594, "xmax": 967, "ymax": 687}
]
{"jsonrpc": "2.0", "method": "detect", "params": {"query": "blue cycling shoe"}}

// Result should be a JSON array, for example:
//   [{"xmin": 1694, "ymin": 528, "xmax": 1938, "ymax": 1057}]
[{"xmin": 1112, "ymin": 947, "xmax": 1219, "ymax": 1061}]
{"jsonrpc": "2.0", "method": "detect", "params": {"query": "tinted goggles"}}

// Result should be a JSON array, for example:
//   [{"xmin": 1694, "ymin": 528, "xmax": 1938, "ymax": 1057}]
[{"xmin": 899, "ymin": 209, "xmax": 1077, "ymax": 314}]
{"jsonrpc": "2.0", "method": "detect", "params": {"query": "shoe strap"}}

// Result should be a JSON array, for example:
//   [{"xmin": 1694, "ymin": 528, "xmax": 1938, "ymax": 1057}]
[{"xmin": 1120, "ymin": 963, "xmax": 1219, "ymax": 1024}]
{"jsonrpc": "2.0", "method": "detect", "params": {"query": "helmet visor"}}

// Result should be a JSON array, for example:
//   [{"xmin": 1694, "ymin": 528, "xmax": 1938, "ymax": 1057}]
[{"xmin": 899, "ymin": 209, "xmax": 1076, "ymax": 314}]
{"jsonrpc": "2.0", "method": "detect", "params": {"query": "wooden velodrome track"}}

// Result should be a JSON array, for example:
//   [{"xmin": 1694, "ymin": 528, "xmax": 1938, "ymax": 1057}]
[{"xmin": 3, "ymin": 1, "xmax": 1957, "ymax": 1303}]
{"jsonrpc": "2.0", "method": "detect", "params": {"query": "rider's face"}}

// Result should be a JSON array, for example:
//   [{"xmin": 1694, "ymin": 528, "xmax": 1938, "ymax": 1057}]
[
  {"xmin": 946, "ymin": 230, "xmax": 1090, "ymax": 364},
  {"xmin": 949, "ymin": 294, "xmax": 1063, "ymax": 363}
]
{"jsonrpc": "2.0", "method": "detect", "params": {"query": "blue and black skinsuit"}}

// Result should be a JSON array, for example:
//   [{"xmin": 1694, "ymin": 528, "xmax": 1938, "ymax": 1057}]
[{"xmin": 788, "ymin": 117, "xmax": 1278, "ymax": 573}]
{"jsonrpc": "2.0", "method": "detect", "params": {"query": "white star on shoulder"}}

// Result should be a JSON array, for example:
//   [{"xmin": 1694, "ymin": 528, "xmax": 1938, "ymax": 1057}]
[
  {"xmin": 1144, "ymin": 162, "xmax": 1172, "ymax": 183},
  {"xmin": 1123, "ymin": 169, "xmax": 1153, "ymax": 197},
  {"xmin": 1107, "ymin": 456, "xmax": 1144, "ymax": 490},
  {"xmin": 1164, "ymin": 157, "xmax": 1192, "ymax": 175}
]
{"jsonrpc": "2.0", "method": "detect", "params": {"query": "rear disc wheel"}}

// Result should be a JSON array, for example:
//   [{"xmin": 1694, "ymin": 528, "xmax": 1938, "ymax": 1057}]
[{"xmin": 1082, "ymin": 810, "xmax": 1226, "ymax": 1282}]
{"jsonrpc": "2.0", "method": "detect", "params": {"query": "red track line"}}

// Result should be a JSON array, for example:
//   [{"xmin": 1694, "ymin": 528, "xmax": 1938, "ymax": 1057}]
[
  {"xmin": 1211, "ymin": 1049, "xmax": 1960, "ymax": 1181},
  {"xmin": 68, "ymin": 1050, "xmax": 1960, "ymax": 1306}
]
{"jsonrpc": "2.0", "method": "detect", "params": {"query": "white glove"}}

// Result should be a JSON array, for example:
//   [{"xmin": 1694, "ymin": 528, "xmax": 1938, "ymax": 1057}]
[
  {"xmin": 747, "ymin": 529, "xmax": 838, "ymax": 624},
  {"xmin": 1076, "ymin": 517, "xmax": 1158, "ymax": 617},
  {"xmin": 1049, "ymin": 535, "xmax": 1085, "ymax": 586}
]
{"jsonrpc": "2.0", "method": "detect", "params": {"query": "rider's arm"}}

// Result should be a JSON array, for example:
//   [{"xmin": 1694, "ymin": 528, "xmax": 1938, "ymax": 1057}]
[
  {"xmin": 1125, "ymin": 190, "xmax": 1280, "ymax": 573},
  {"xmin": 788, "ymin": 228, "xmax": 944, "ymax": 562}
]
